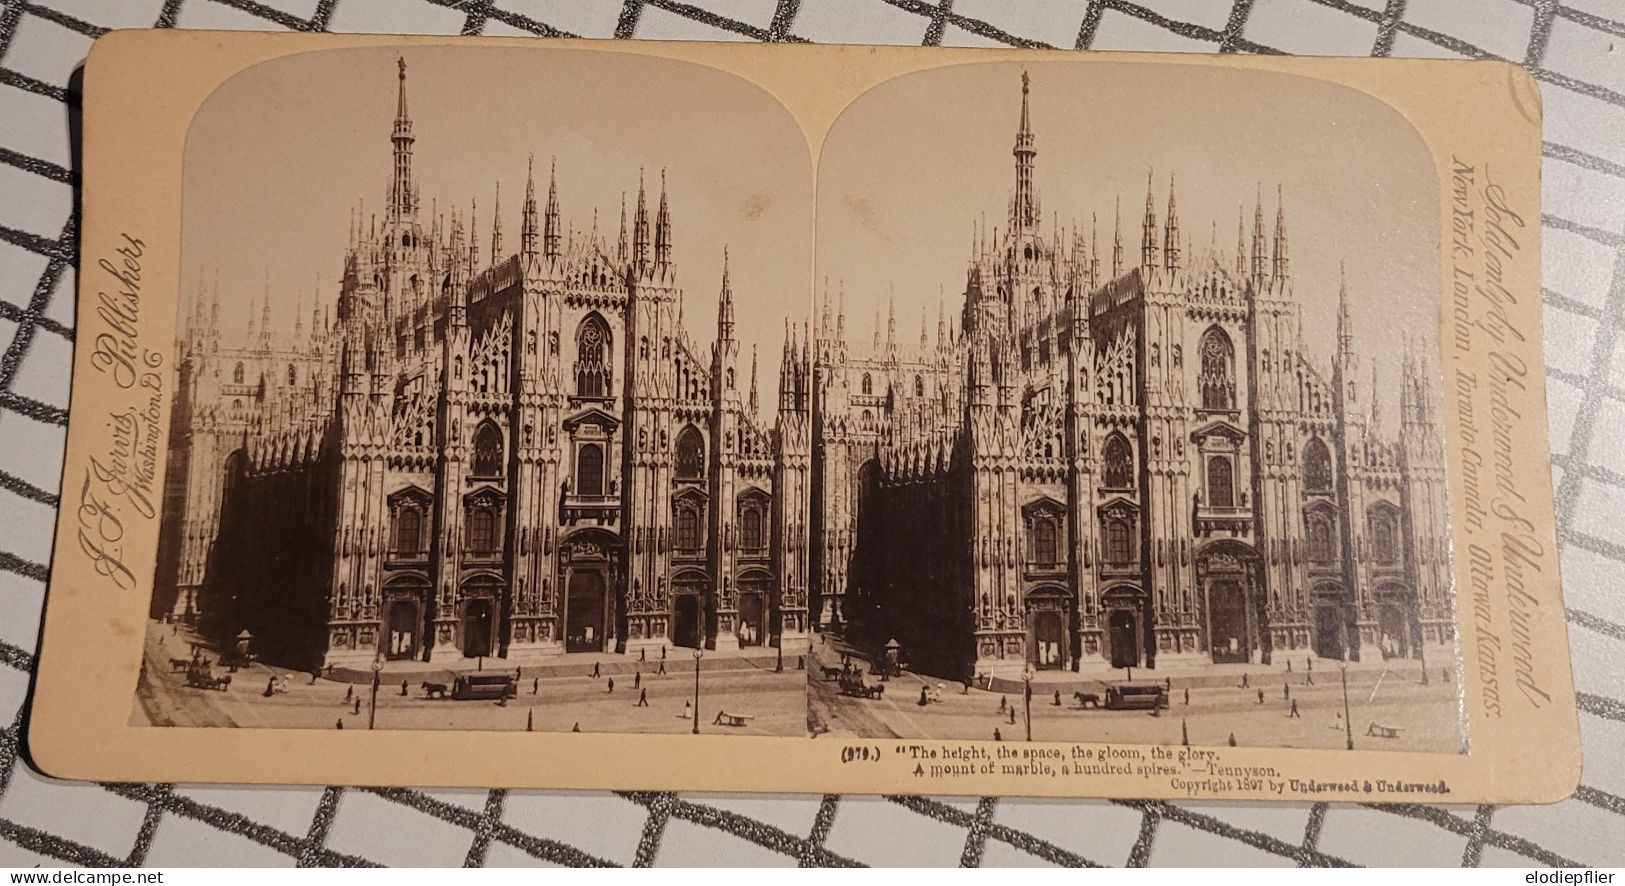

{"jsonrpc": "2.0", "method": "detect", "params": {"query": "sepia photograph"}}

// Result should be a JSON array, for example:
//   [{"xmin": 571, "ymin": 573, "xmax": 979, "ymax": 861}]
[
  {"xmin": 136, "ymin": 46, "xmax": 815, "ymax": 736},
  {"xmin": 804, "ymin": 61, "xmax": 1467, "ymax": 753}
]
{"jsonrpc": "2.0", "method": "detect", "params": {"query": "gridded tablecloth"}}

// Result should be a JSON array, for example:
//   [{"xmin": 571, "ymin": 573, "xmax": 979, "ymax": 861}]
[{"xmin": 0, "ymin": 0, "xmax": 1620, "ymax": 868}]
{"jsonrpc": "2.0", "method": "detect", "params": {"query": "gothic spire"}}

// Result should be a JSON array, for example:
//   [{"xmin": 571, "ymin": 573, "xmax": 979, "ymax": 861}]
[
  {"xmin": 1251, "ymin": 184, "xmax": 1267, "ymax": 285},
  {"xmin": 718, "ymin": 246, "xmax": 735, "ymax": 342},
  {"xmin": 1336, "ymin": 260, "xmax": 1354, "ymax": 357},
  {"xmin": 747, "ymin": 343, "xmax": 759, "ymax": 416},
  {"xmin": 543, "ymin": 158, "xmax": 561, "ymax": 260},
  {"xmin": 617, "ymin": 192, "xmax": 628, "ymax": 263},
  {"xmin": 521, "ymin": 155, "xmax": 538, "ymax": 259},
  {"xmin": 1140, "ymin": 171, "xmax": 1158, "ymax": 270},
  {"xmin": 1012, "ymin": 70, "xmax": 1038, "ymax": 233},
  {"xmin": 1235, "ymin": 206, "xmax": 1246, "ymax": 277},
  {"xmin": 1112, "ymin": 196, "xmax": 1124, "ymax": 278},
  {"xmin": 633, "ymin": 170, "xmax": 650, "ymax": 268},
  {"xmin": 1272, "ymin": 184, "xmax": 1290, "ymax": 283},
  {"xmin": 655, "ymin": 169, "xmax": 672, "ymax": 268},
  {"xmin": 490, "ymin": 182, "xmax": 503, "ymax": 260},
  {"xmin": 836, "ymin": 279, "xmax": 846, "ymax": 343},
  {"xmin": 1163, "ymin": 173, "xmax": 1181, "ymax": 273},
  {"xmin": 390, "ymin": 57, "xmax": 415, "ymax": 220},
  {"xmin": 1089, "ymin": 211, "xmax": 1100, "ymax": 288}
]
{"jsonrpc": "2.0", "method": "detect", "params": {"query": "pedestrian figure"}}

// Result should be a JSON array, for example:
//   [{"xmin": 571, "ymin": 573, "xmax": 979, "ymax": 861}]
[
  {"xmin": 591, "ymin": 662, "xmax": 601, "ymax": 679},
  {"xmin": 640, "ymin": 647, "xmax": 647, "ymax": 662},
  {"xmin": 1307, "ymin": 657, "xmax": 1313, "ymax": 673},
  {"xmin": 264, "ymin": 677, "xmax": 275, "ymax": 698},
  {"xmin": 1052, "ymin": 690, "xmax": 1062, "ymax": 707},
  {"xmin": 571, "ymin": 722, "xmax": 581, "ymax": 733},
  {"xmin": 1306, "ymin": 672, "xmax": 1314, "ymax": 686},
  {"xmin": 661, "ymin": 646, "xmax": 667, "ymax": 661},
  {"xmin": 634, "ymin": 671, "xmax": 641, "ymax": 689},
  {"xmin": 352, "ymin": 697, "xmax": 361, "ymax": 715},
  {"xmin": 607, "ymin": 677, "xmax": 615, "ymax": 694},
  {"xmin": 1181, "ymin": 718, "xmax": 1189, "ymax": 746},
  {"xmin": 1165, "ymin": 676, "xmax": 1172, "ymax": 691},
  {"xmin": 344, "ymin": 685, "xmax": 353, "ymax": 701},
  {"xmin": 1241, "ymin": 672, "xmax": 1250, "ymax": 689},
  {"xmin": 683, "ymin": 699, "xmax": 692, "ymax": 721},
  {"xmin": 1289, "ymin": 699, "xmax": 1301, "ymax": 718},
  {"xmin": 1286, "ymin": 659, "xmax": 1293, "ymax": 673},
  {"xmin": 918, "ymin": 686, "xmax": 930, "ymax": 707},
  {"xmin": 636, "ymin": 688, "xmax": 649, "ymax": 707},
  {"xmin": 527, "ymin": 710, "xmax": 534, "ymax": 731},
  {"xmin": 993, "ymin": 728, "xmax": 1002, "ymax": 741},
  {"xmin": 1283, "ymin": 684, "xmax": 1290, "ymax": 700},
  {"xmin": 336, "ymin": 719, "xmax": 344, "ymax": 730},
  {"xmin": 533, "ymin": 677, "xmax": 540, "ymax": 695},
  {"xmin": 1008, "ymin": 708, "xmax": 1016, "ymax": 725},
  {"xmin": 797, "ymin": 656, "xmax": 806, "ymax": 670},
  {"xmin": 1183, "ymin": 687, "xmax": 1190, "ymax": 706},
  {"xmin": 400, "ymin": 679, "xmax": 408, "ymax": 696},
  {"xmin": 998, "ymin": 694, "xmax": 1007, "ymax": 712},
  {"xmin": 310, "ymin": 669, "xmax": 319, "ymax": 685},
  {"xmin": 1227, "ymin": 732, "xmax": 1237, "ymax": 747},
  {"xmin": 1257, "ymin": 689, "xmax": 1264, "ymax": 704}
]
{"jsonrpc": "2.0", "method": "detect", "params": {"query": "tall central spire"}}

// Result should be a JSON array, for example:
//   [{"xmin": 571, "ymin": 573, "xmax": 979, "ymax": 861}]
[
  {"xmin": 1011, "ymin": 71, "xmax": 1039, "ymax": 233},
  {"xmin": 389, "ymin": 57, "xmax": 415, "ymax": 221}
]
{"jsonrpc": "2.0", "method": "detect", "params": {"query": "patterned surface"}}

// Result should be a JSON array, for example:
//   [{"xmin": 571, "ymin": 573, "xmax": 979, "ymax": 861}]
[{"xmin": 0, "ymin": 0, "xmax": 1620, "ymax": 868}]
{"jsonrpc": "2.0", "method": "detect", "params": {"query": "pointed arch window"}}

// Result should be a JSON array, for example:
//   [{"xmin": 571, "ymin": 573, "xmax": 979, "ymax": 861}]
[
  {"xmin": 576, "ymin": 443, "xmax": 605, "ymax": 497},
  {"xmin": 1199, "ymin": 326, "xmax": 1236, "ymax": 410},
  {"xmin": 233, "ymin": 363, "xmax": 245, "ymax": 385},
  {"xmin": 1306, "ymin": 509, "xmax": 1336, "ymax": 564},
  {"xmin": 676, "ymin": 427, "xmax": 705, "ymax": 480},
  {"xmin": 914, "ymin": 375, "xmax": 924, "ymax": 397},
  {"xmin": 1206, "ymin": 455, "xmax": 1234, "ymax": 508},
  {"xmin": 1032, "ymin": 516, "xmax": 1058, "ymax": 566},
  {"xmin": 575, "ymin": 315, "xmax": 612, "ymax": 398},
  {"xmin": 1370, "ymin": 507, "xmax": 1399, "ymax": 565},
  {"xmin": 1104, "ymin": 518, "xmax": 1134, "ymax": 565},
  {"xmin": 675, "ymin": 499, "xmax": 703, "ymax": 554},
  {"xmin": 287, "ymin": 364, "xmax": 297, "ymax": 386},
  {"xmin": 395, "ymin": 507, "xmax": 422, "ymax": 555},
  {"xmin": 1102, "ymin": 434, "xmax": 1134, "ymax": 490},
  {"xmin": 861, "ymin": 373, "xmax": 873, "ymax": 396},
  {"xmin": 740, "ymin": 503, "xmax": 764, "ymax": 551},
  {"xmin": 1304, "ymin": 437, "xmax": 1333, "ymax": 493},
  {"xmin": 467, "ymin": 507, "xmax": 497, "ymax": 554},
  {"xmin": 472, "ymin": 423, "xmax": 503, "ymax": 477}
]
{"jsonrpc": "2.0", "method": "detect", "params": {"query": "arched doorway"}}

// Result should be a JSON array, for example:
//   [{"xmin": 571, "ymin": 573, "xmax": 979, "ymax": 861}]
[
  {"xmin": 738, "ymin": 592, "xmax": 764, "ymax": 647},
  {"xmin": 673, "ymin": 594, "xmax": 702, "ymax": 649},
  {"xmin": 566, "ymin": 571, "xmax": 606, "ymax": 652},
  {"xmin": 463, "ymin": 598, "xmax": 495, "ymax": 658},
  {"xmin": 1197, "ymin": 541, "xmax": 1263, "ymax": 665},
  {"xmin": 1314, "ymin": 604, "xmax": 1346, "ymax": 660},
  {"xmin": 386, "ymin": 599, "xmax": 420, "ymax": 660},
  {"xmin": 1101, "ymin": 586, "xmax": 1146, "ymax": 669},
  {"xmin": 1025, "ymin": 587, "xmax": 1070, "ymax": 670},
  {"xmin": 1379, "ymin": 604, "xmax": 1409, "ymax": 659},
  {"xmin": 1107, "ymin": 610, "xmax": 1137, "ymax": 668}
]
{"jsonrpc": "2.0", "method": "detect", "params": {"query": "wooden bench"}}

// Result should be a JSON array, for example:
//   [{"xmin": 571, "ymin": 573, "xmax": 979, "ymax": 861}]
[
  {"xmin": 1367, "ymin": 722, "xmax": 1403, "ymax": 738},
  {"xmin": 713, "ymin": 711, "xmax": 755, "ymax": 727}
]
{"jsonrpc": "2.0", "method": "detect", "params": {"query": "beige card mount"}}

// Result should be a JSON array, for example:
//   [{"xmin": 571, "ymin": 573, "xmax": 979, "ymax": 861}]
[{"xmin": 28, "ymin": 30, "xmax": 1579, "ymax": 802}]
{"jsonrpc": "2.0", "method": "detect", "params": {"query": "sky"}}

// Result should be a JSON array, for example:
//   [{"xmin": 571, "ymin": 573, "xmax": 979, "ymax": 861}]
[
  {"xmin": 816, "ymin": 60, "xmax": 1443, "ymax": 425},
  {"xmin": 180, "ymin": 45, "xmax": 814, "ymax": 410}
]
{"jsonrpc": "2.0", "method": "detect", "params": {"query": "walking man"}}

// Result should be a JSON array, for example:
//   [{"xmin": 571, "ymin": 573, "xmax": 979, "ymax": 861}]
[
  {"xmin": 636, "ymin": 688, "xmax": 649, "ymax": 707},
  {"xmin": 1289, "ymin": 699, "xmax": 1301, "ymax": 718},
  {"xmin": 607, "ymin": 677, "xmax": 615, "ymax": 694}
]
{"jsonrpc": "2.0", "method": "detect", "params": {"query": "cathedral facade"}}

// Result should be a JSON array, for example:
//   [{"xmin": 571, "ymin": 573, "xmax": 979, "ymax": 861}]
[
  {"xmin": 155, "ymin": 60, "xmax": 812, "ymax": 668},
  {"xmin": 810, "ymin": 73, "xmax": 1454, "ymax": 678}
]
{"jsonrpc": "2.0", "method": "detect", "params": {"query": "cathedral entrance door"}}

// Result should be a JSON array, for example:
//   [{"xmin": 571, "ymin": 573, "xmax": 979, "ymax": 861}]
[
  {"xmin": 673, "ymin": 595, "xmax": 702, "ymax": 649},
  {"xmin": 1107, "ymin": 610, "xmax": 1138, "ymax": 669},
  {"xmin": 1209, "ymin": 579, "xmax": 1249, "ymax": 664},
  {"xmin": 1033, "ymin": 611, "xmax": 1064, "ymax": 670},
  {"xmin": 462, "ymin": 598, "xmax": 494, "ymax": 658},
  {"xmin": 566, "ymin": 570, "xmax": 607, "ymax": 653},
  {"xmin": 738, "ymin": 593, "xmax": 764, "ymax": 647},
  {"xmin": 1379, "ymin": 604, "xmax": 1409, "ymax": 659},
  {"xmin": 386, "ymin": 600, "xmax": 419, "ymax": 661},
  {"xmin": 1313, "ymin": 605, "xmax": 1346, "ymax": 660}
]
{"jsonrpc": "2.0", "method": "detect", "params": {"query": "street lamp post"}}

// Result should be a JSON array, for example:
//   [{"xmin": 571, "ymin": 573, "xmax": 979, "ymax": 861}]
[
  {"xmin": 1339, "ymin": 658, "xmax": 1353, "ymax": 751},
  {"xmin": 369, "ymin": 654, "xmax": 384, "ymax": 730},
  {"xmin": 1022, "ymin": 665, "xmax": 1034, "ymax": 742},
  {"xmin": 692, "ymin": 648, "xmax": 703, "ymax": 735}
]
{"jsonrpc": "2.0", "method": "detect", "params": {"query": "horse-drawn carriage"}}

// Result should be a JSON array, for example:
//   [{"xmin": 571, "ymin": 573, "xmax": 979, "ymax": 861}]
[
  {"xmin": 186, "ymin": 667, "xmax": 231, "ymax": 691},
  {"xmin": 838, "ymin": 672, "xmax": 884, "ymax": 699}
]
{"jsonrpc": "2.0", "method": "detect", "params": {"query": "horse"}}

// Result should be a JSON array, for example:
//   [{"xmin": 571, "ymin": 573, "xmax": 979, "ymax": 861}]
[
  {"xmin": 421, "ymin": 681, "xmax": 449, "ymax": 699},
  {"xmin": 819, "ymin": 666, "xmax": 842, "ymax": 681},
  {"xmin": 1073, "ymin": 691, "xmax": 1101, "ymax": 709}
]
